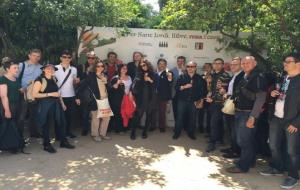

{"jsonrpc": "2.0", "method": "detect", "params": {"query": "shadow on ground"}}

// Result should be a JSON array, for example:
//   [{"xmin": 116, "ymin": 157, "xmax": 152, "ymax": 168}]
[{"xmin": 0, "ymin": 129, "xmax": 285, "ymax": 190}]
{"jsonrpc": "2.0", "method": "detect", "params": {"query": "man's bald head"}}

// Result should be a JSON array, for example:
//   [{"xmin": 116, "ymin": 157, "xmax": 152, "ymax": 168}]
[{"xmin": 241, "ymin": 56, "xmax": 257, "ymax": 74}]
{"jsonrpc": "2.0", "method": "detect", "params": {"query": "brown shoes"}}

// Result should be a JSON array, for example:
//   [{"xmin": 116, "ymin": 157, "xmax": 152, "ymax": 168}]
[{"xmin": 226, "ymin": 166, "xmax": 246, "ymax": 173}]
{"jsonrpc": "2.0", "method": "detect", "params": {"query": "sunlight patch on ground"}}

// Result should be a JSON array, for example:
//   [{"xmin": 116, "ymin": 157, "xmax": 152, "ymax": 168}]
[{"xmin": 114, "ymin": 145, "xmax": 245, "ymax": 190}]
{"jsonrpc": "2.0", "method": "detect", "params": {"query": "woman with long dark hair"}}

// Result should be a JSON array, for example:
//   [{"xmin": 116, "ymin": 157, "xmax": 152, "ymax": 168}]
[
  {"xmin": 109, "ymin": 64, "xmax": 133, "ymax": 133},
  {"xmin": 130, "ymin": 60, "xmax": 157, "ymax": 140}
]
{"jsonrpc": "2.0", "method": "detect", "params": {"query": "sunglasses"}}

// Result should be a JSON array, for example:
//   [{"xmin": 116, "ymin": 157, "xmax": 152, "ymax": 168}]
[
  {"xmin": 61, "ymin": 55, "xmax": 72, "ymax": 59},
  {"xmin": 187, "ymin": 66, "xmax": 196, "ymax": 68},
  {"xmin": 87, "ymin": 57, "xmax": 95, "ymax": 60}
]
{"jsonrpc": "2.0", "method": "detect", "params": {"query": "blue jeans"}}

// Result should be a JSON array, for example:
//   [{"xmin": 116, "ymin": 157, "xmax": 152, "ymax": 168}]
[
  {"xmin": 174, "ymin": 100, "xmax": 197, "ymax": 135},
  {"xmin": 208, "ymin": 103, "xmax": 223, "ymax": 144},
  {"xmin": 235, "ymin": 111, "xmax": 256, "ymax": 172},
  {"xmin": 269, "ymin": 116, "xmax": 300, "ymax": 179}
]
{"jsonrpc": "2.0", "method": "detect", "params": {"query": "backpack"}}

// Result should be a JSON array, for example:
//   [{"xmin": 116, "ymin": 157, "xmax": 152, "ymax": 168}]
[{"xmin": 25, "ymin": 78, "xmax": 47, "ymax": 102}]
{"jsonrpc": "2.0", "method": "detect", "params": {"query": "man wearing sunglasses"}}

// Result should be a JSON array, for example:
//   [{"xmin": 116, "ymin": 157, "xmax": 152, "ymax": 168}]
[
  {"xmin": 173, "ymin": 61, "xmax": 207, "ymax": 140},
  {"xmin": 77, "ymin": 51, "xmax": 97, "ymax": 81},
  {"xmin": 55, "ymin": 50, "xmax": 80, "ymax": 138},
  {"xmin": 76, "ymin": 51, "xmax": 97, "ymax": 136}
]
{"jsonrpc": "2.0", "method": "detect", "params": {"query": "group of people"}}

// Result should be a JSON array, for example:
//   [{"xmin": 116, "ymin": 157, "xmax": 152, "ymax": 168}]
[{"xmin": 0, "ymin": 48, "xmax": 299, "ymax": 189}]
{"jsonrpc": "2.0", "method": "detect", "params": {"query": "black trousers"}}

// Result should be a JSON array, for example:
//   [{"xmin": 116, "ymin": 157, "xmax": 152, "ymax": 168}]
[
  {"xmin": 198, "ymin": 102, "xmax": 211, "ymax": 133},
  {"xmin": 36, "ymin": 99, "xmax": 67, "ymax": 146},
  {"xmin": 18, "ymin": 99, "xmax": 39, "ymax": 137},
  {"xmin": 62, "ymin": 97, "xmax": 76, "ymax": 135},
  {"xmin": 209, "ymin": 103, "xmax": 224, "ymax": 144},
  {"xmin": 131, "ymin": 107, "xmax": 155, "ymax": 134}
]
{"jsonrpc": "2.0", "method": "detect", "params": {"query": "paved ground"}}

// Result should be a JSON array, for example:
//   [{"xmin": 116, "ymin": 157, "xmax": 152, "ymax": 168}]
[{"xmin": 0, "ymin": 129, "xmax": 296, "ymax": 190}]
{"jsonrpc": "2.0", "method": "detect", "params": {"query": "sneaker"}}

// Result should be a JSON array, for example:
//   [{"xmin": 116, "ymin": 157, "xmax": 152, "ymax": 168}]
[
  {"xmin": 93, "ymin": 136, "xmax": 102, "ymax": 142},
  {"xmin": 60, "ymin": 141, "xmax": 75, "ymax": 149},
  {"xmin": 220, "ymin": 148, "xmax": 233, "ymax": 154},
  {"xmin": 226, "ymin": 166, "xmax": 246, "ymax": 173},
  {"xmin": 130, "ymin": 132, "xmax": 136, "ymax": 140},
  {"xmin": 206, "ymin": 143, "xmax": 216, "ymax": 153},
  {"xmin": 172, "ymin": 133, "xmax": 180, "ymax": 140},
  {"xmin": 222, "ymin": 152, "xmax": 240, "ymax": 159},
  {"xmin": 188, "ymin": 133, "xmax": 196, "ymax": 140},
  {"xmin": 101, "ymin": 136, "xmax": 111, "ymax": 140},
  {"xmin": 81, "ymin": 130, "xmax": 89, "ymax": 136},
  {"xmin": 280, "ymin": 177, "xmax": 298, "ymax": 189},
  {"xmin": 159, "ymin": 128, "xmax": 166, "ymax": 133},
  {"xmin": 44, "ymin": 144, "xmax": 57, "ymax": 153},
  {"xmin": 259, "ymin": 167, "xmax": 283, "ymax": 176},
  {"xmin": 67, "ymin": 133, "xmax": 77, "ymax": 138},
  {"xmin": 142, "ymin": 132, "xmax": 148, "ymax": 139}
]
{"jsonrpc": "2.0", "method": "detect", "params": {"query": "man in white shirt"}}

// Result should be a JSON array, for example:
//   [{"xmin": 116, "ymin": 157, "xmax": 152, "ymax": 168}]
[{"xmin": 55, "ymin": 50, "xmax": 80, "ymax": 138}]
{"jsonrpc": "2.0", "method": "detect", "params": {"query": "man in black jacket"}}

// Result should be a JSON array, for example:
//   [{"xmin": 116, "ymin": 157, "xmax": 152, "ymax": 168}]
[
  {"xmin": 222, "ymin": 57, "xmax": 244, "ymax": 158},
  {"xmin": 173, "ymin": 61, "xmax": 207, "ymax": 140},
  {"xmin": 156, "ymin": 58, "xmax": 173, "ymax": 132},
  {"xmin": 226, "ymin": 56, "xmax": 267, "ymax": 173},
  {"xmin": 205, "ymin": 58, "xmax": 231, "ymax": 152},
  {"xmin": 259, "ymin": 53, "xmax": 300, "ymax": 189}
]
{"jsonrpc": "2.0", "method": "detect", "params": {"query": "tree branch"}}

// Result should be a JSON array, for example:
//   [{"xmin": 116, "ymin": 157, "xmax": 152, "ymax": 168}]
[{"xmin": 261, "ymin": 0, "xmax": 300, "ymax": 51}]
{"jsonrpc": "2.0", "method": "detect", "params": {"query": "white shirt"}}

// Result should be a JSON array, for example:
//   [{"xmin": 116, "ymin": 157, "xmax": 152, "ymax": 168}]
[
  {"xmin": 122, "ymin": 76, "xmax": 132, "ymax": 94},
  {"xmin": 274, "ymin": 76, "xmax": 290, "ymax": 118},
  {"xmin": 227, "ymin": 70, "xmax": 242, "ymax": 96},
  {"xmin": 55, "ymin": 64, "xmax": 77, "ymax": 98}
]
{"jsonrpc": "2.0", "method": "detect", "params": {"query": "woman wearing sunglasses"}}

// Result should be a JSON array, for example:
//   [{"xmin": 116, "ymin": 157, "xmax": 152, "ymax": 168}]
[
  {"xmin": 130, "ymin": 60, "xmax": 157, "ymax": 140},
  {"xmin": 76, "ymin": 60, "xmax": 111, "ymax": 142}
]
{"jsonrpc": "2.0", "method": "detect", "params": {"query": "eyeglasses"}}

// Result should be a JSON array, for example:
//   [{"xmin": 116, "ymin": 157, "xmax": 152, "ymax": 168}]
[
  {"xmin": 87, "ymin": 57, "xmax": 95, "ymax": 60},
  {"xmin": 186, "ymin": 66, "xmax": 196, "ymax": 68},
  {"xmin": 284, "ymin": 60, "xmax": 295, "ymax": 64},
  {"xmin": 61, "ymin": 55, "xmax": 72, "ymax": 59},
  {"xmin": 96, "ymin": 65, "xmax": 104, "ymax": 68}
]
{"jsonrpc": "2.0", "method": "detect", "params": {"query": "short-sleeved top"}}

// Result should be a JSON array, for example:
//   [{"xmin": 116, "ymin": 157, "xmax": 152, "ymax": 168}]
[
  {"xmin": 0, "ymin": 76, "xmax": 21, "ymax": 103},
  {"xmin": 35, "ymin": 76, "xmax": 59, "ymax": 94}
]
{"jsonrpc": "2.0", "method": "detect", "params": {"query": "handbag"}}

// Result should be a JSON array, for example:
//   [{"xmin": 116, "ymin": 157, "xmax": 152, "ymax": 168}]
[
  {"xmin": 222, "ymin": 99, "xmax": 235, "ymax": 115},
  {"xmin": 88, "ymin": 87, "xmax": 114, "ymax": 118}
]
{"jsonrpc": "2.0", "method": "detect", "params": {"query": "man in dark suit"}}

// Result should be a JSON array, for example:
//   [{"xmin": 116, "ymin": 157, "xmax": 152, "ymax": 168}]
[
  {"xmin": 221, "ymin": 57, "xmax": 244, "ymax": 158},
  {"xmin": 156, "ymin": 58, "xmax": 173, "ymax": 132},
  {"xmin": 171, "ymin": 56, "xmax": 186, "ymax": 121}
]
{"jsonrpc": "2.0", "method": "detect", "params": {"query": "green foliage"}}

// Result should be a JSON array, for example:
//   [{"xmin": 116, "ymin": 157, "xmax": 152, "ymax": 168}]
[
  {"xmin": 0, "ymin": 0, "xmax": 142, "ymax": 62},
  {"xmin": 159, "ymin": 0, "xmax": 300, "ymax": 70}
]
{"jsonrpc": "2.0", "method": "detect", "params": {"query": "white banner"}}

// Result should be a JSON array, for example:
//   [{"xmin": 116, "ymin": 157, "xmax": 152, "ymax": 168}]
[{"xmin": 78, "ymin": 27, "xmax": 247, "ymax": 69}]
